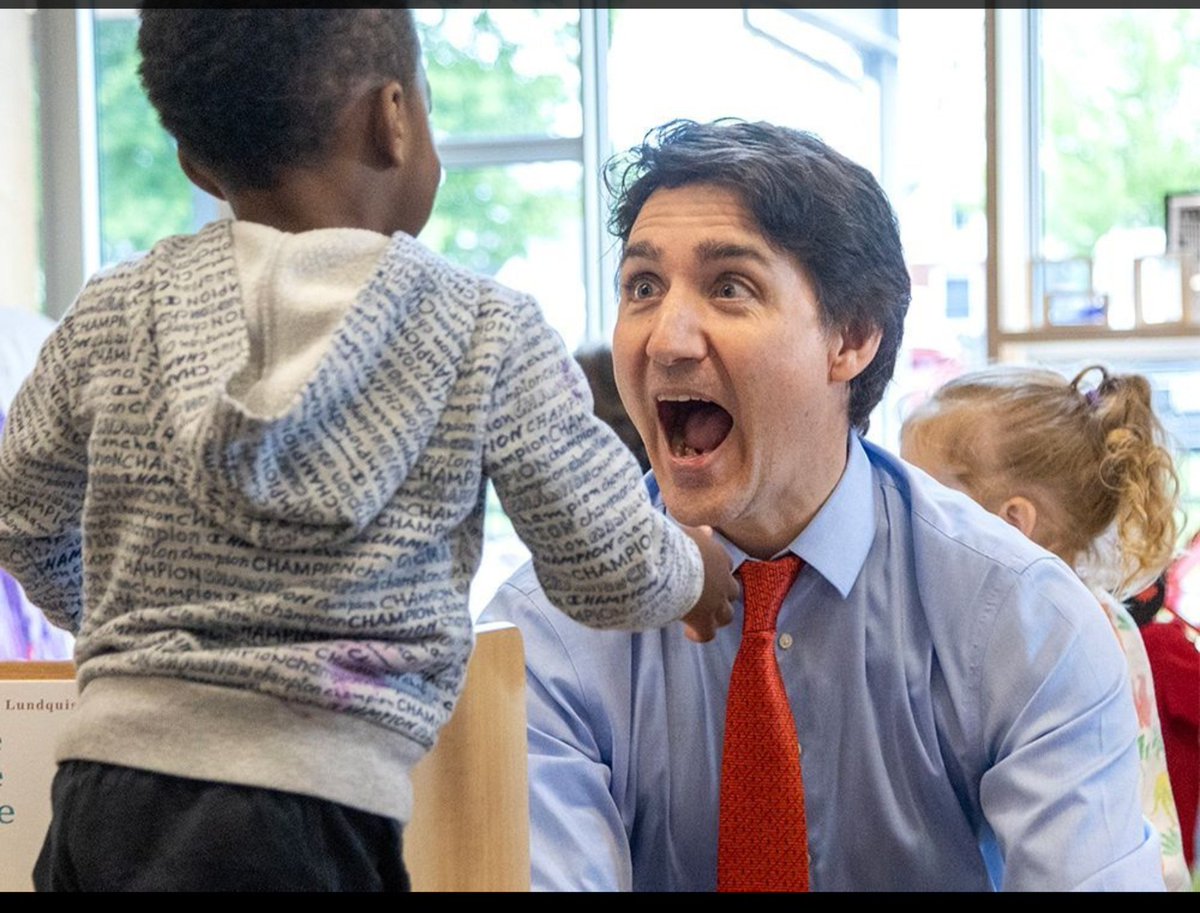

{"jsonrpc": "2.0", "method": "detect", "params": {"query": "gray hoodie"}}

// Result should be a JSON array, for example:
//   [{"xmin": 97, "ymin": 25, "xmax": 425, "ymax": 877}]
[{"xmin": 0, "ymin": 218, "xmax": 702, "ymax": 821}]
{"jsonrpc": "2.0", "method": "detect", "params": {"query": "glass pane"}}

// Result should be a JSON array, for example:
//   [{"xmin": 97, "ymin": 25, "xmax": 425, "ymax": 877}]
[
  {"xmin": 423, "ymin": 160, "xmax": 586, "ymax": 352},
  {"xmin": 92, "ymin": 9, "xmax": 215, "ymax": 267},
  {"xmin": 607, "ymin": 8, "xmax": 881, "ymax": 170},
  {"xmin": 416, "ymin": 8, "xmax": 582, "ymax": 141},
  {"xmin": 1039, "ymin": 9, "xmax": 1200, "ymax": 330},
  {"xmin": 884, "ymin": 10, "xmax": 988, "ymax": 450}
]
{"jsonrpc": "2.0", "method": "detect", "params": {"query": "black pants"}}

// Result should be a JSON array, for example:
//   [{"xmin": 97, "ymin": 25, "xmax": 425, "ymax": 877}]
[{"xmin": 34, "ymin": 760, "xmax": 411, "ymax": 892}]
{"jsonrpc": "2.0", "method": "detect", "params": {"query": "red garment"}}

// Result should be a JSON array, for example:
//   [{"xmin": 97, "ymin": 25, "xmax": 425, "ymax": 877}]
[{"xmin": 1139, "ymin": 612, "xmax": 1199, "ymax": 869}]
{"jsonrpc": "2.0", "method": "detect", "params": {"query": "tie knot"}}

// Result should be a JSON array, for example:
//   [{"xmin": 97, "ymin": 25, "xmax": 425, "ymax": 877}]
[{"xmin": 737, "ymin": 554, "xmax": 803, "ymax": 633}]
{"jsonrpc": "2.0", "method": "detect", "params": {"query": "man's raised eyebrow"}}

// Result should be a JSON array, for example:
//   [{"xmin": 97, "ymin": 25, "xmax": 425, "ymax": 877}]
[
  {"xmin": 620, "ymin": 240, "xmax": 659, "ymax": 265},
  {"xmin": 620, "ymin": 240, "xmax": 770, "ymax": 266},
  {"xmin": 695, "ymin": 240, "xmax": 770, "ymax": 265}
]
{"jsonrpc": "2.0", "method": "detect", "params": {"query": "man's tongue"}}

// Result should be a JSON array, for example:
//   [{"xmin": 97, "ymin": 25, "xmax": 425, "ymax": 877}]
[{"xmin": 676, "ymin": 403, "xmax": 733, "ymax": 456}]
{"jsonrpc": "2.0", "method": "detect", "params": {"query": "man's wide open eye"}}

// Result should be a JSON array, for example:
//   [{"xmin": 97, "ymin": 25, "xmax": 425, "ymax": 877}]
[
  {"xmin": 714, "ymin": 277, "xmax": 752, "ymax": 299},
  {"xmin": 623, "ymin": 275, "xmax": 658, "ymax": 300}
]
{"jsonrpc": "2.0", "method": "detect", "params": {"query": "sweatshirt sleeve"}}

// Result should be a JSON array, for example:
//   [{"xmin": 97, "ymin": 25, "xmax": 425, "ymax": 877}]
[
  {"xmin": 0, "ymin": 314, "xmax": 88, "ymax": 633},
  {"xmin": 482, "ymin": 295, "xmax": 703, "ymax": 631}
]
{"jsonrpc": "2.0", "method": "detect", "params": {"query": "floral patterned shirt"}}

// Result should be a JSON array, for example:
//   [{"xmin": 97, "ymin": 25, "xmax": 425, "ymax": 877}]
[{"xmin": 1096, "ymin": 586, "xmax": 1193, "ymax": 891}]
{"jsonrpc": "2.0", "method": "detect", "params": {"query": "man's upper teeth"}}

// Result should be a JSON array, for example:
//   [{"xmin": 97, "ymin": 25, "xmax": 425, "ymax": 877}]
[{"xmin": 658, "ymin": 395, "xmax": 707, "ymax": 402}]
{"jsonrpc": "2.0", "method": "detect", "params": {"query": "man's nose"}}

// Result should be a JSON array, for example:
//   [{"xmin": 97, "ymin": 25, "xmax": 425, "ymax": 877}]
[{"xmin": 645, "ymin": 293, "xmax": 707, "ymax": 367}]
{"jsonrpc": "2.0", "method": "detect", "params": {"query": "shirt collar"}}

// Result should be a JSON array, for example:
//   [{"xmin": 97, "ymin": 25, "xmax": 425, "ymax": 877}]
[
  {"xmin": 786, "ymin": 433, "xmax": 876, "ymax": 597},
  {"xmin": 647, "ymin": 433, "xmax": 876, "ymax": 600}
]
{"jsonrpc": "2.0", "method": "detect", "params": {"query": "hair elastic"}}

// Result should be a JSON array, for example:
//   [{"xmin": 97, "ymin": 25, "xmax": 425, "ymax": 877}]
[{"xmin": 1071, "ymin": 364, "xmax": 1110, "ymax": 407}]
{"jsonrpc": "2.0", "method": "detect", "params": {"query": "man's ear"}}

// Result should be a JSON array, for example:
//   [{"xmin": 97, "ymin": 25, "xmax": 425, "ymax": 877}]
[
  {"xmin": 997, "ymin": 495, "xmax": 1039, "ymax": 540},
  {"xmin": 828, "ymin": 323, "xmax": 883, "ymax": 383},
  {"xmin": 370, "ymin": 80, "xmax": 408, "ymax": 170},
  {"xmin": 177, "ymin": 148, "xmax": 226, "ymax": 201}
]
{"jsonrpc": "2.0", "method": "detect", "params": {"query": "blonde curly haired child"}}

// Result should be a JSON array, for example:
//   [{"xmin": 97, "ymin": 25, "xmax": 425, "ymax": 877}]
[{"xmin": 901, "ymin": 363, "xmax": 1192, "ymax": 891}]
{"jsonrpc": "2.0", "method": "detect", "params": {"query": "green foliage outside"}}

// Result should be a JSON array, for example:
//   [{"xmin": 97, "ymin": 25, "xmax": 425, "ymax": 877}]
[
  {"xmin": 419, "ymin": 10, "xmax": 576, "ymax": 138},
  {"xmin": 1043, "ymin": 9, "xmax": 1200, "ymax": 258},
  {"xmin": 421, "ymin": 165, "xmax": 580, "ymax": 279},
  {"xmin": 94, "ymin": 16, "xmax": 196, "ymax": 265},
  {"xmin": 418, "ymin": 10, "xmax": 581, "ymax": 276}
]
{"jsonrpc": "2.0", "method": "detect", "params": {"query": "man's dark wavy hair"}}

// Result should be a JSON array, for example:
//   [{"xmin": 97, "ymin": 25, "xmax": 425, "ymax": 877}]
[
  {"xmin": 137, "ymin": 8, "xmax": 421, "ymax": 191},
  {"xmin": 605, "ymin": 118, "xmax": 911, "ymax": 434}
]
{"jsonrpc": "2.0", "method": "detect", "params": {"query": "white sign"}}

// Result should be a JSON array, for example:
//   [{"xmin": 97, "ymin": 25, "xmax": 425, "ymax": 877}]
[{"xmin": 0, "ymin": 678, "xmax": 77, "ymax": 893}]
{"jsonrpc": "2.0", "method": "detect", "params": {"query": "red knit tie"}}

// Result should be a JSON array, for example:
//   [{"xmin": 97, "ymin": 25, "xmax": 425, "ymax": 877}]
[{"xmin": 717, "ymin": 554, "xmax": 808, "ymax": 893}]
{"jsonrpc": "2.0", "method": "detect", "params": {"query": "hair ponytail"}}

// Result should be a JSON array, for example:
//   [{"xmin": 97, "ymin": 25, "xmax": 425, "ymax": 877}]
[{"xmin": 1073, "ymin": 366, "xmax": 1181, "ymax": 593}]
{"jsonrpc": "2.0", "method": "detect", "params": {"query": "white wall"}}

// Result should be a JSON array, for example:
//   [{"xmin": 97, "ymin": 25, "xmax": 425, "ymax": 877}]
[{"xmin": 0, "ymin": 10, "xmax": 39, "ymax": 315}]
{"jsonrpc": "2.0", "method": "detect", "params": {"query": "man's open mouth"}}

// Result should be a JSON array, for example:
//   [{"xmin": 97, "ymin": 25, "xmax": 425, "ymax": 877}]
[{"xmin": 657, "ymin": 397, "xmax": 733, "ymax": 458}]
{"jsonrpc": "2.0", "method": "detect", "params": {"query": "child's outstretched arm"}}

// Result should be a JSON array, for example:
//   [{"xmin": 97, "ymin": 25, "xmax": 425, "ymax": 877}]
[{"xmin": 483, "ymin": 293, "xmax": 735, "ymax": 635}]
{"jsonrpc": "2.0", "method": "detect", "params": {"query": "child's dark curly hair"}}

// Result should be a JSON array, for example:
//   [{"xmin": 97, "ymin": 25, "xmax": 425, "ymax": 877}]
[{"xmin": 137, "ymin": 8, "xmax": 422, "ymax": 191}]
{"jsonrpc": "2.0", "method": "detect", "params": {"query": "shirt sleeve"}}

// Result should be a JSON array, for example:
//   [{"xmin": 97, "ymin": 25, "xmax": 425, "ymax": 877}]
[
  {"xmin": 974, "ymin": 563, "xmax": 1168, "ymax": 891},
  {"xmin": 0, "ymin": 314, "xmax": 87, "ymax": 633},
  {"xmin": 481, "ymin": 571, "xmax": 634, "ymax": 891},
  {"xmin": 482, "ymin": 294, "xmax": 702, "ymax": 631}
]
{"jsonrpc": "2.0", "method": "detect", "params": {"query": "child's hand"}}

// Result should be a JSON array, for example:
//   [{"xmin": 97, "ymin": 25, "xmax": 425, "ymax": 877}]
[{"xmin": 679, "ymin": 524, "xmax": 738, "ymax": 643}]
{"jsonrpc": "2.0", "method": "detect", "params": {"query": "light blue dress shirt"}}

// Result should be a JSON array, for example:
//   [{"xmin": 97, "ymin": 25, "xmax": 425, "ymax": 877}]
[{"xmin": 481, "ymin": 434, "xmax": 1167, "ymax": 891}]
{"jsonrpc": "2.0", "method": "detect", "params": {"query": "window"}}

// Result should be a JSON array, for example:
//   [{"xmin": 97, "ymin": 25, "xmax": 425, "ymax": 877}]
[
  {"xmin": 1037, "ymin": 9, "xmax": 1200, "ymax": 331},
  {"xmin": 416, "ymin": 8, "xmax": 589, "ymax": 352}
]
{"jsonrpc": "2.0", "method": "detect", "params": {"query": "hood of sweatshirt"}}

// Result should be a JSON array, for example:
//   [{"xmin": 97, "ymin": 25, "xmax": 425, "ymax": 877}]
[{"xmin": 124, "ymin": 218, "xmax": 478, "ymax": 551}]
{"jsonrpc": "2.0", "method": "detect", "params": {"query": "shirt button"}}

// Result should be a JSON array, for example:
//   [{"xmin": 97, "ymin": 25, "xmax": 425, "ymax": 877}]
[{"xmin": 778, "ymin": 632, "xmax": 794, "ymax": 650}]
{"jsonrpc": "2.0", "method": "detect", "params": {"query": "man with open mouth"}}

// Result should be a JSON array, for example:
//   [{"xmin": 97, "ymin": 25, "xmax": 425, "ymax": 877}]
[{"xmin": 483, "ymin": 118, "xmax": 1166, "ymax": 892}]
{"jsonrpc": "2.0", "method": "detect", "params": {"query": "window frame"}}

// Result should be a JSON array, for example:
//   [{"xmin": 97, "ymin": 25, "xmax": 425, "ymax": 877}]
[{"xmin": 35, "ymin": 9, "xmax": 100, "ymax": 321}]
